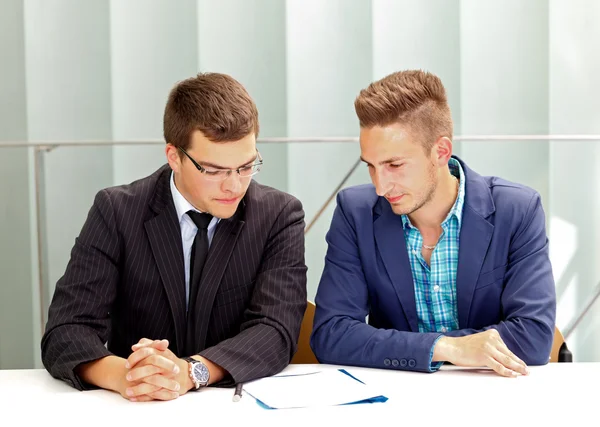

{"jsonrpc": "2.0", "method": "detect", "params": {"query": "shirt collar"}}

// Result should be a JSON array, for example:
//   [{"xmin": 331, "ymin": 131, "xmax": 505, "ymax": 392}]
[
  {"xmin": 170, "ymin": 171, "xmax": 205, "ymax": 224},
  {"xmin": 446, "ymin": 157, "xmax": 465, "ymax": 228}
]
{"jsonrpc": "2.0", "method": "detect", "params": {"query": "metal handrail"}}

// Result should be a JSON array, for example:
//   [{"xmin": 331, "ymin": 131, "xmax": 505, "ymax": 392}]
[
  {"xmin": 304, "ymin": 157, "xmax": 362, "ymax": 235},
  {"xmin": 563, "ymin": 281, "xmax": 600, "ymax": 341},
  {"xmin": 2, "ymin": 134, "xmax": 600, "ymax": 149},
  {"xmin": 0, "ymin": 137, "xmax": 356, "ymax": 148}
]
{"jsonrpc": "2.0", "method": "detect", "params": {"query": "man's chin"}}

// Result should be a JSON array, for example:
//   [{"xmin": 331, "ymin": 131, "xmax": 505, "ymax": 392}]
[
  {"xmin": 391, "ymin": 207, "xmax": 409, "ymax": 216},
  {"xmin": 391, "ymin": 202, "xmax": 418, "ymax": 217},
  {"xmin": 209, "ymin": 202, "xmax": 240, "ymax": 219}
]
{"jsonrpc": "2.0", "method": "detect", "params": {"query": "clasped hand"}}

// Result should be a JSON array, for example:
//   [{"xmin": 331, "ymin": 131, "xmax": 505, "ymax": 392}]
[{"xmin": 119, "ymin": 338, "xmax": 190, "ymax": 402}]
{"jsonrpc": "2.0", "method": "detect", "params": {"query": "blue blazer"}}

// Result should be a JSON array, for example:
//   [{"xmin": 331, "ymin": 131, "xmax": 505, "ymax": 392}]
[{"xmin": 311, "ymin": 156, "xmax": 556, "ymax": 372}]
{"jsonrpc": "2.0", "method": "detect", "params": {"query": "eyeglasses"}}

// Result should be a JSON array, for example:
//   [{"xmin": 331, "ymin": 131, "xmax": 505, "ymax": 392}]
[{"xmin": 178, "ymin": 147, "xmax": 263, "ymax": 182}]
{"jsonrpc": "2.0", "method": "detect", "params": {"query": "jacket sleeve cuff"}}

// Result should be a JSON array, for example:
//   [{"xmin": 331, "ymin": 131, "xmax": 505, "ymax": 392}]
[{"xmin": 428, "ymin": 335, "xmax": 444, "ymax": 372}]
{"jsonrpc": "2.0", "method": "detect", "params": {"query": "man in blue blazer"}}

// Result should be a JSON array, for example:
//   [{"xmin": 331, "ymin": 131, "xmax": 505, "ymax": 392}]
[{"xmin": 310, "ymin": 70, "xmax": 556, "ymax": 377}]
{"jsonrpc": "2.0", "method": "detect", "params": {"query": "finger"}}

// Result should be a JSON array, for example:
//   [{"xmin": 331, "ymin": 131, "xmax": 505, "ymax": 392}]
[
  {"xmin": 129, "ymin": 395, "xmax": 154, "ymax": 403},
  {"xmin": 131, "ymin": 342, "xmax": 168, "ymax": 354},
  {"xmin": 141, "ymin": 374, "xmax": 181, "ymax": 392},
  {"xmin": 486, "ymin": 356, "xmax": 518, "ymax": 378},
  {"xmin": 132, "ymin": 339, "xmax": 168, "ymax": 352},
  {"xmin": 150, "ymin": 340, "xmax": 170, "ymax": 351},
  {"xmin": 125, "ymin": 346, "xmax": 157, "ymax": 369},
  {"xmin": 147, "ymin": 389, "xmax": 179, "ymax": 401},
  {"xmin": 126, "ymin": 364, "xmax": 163, "ymax": 382},
  {"xmin": 494, "ymin": 345, "xmax": 529, "ymax": 375},
  {"xmin": 145, "ymin": 354, "xmax": 180, "ymax": 375},
  {"xmin": 131, "ymin": 338, "xmax": 153, "ymax": 351},
  {"xmin": 130, "ymin": 353, "xmax": 179, "ymax": 377},
  {"xmin": 131, "ymin": 338, "xmax": 169, "ymax": 351},
  {"xmin": 132, "ymin": 354, "xmax": 179, "ymax": 377},
  {"xmin": 125, "ymin": 382, "xmax": 161, "ymax": 398}
]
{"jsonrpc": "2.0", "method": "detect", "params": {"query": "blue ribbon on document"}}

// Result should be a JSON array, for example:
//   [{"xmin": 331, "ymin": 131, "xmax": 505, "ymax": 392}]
[
  {"xmin": 337, "ymin": 369, "xmax": 389, "ymax": 406},
  {"xmin": 250, "ymin": 369, "xmax": 388, "ymax": 410}
]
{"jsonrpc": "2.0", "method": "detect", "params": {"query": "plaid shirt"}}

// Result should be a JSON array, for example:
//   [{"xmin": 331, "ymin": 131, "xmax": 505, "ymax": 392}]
[{"xmin": 401, "ymin": 158, "xmax": 465, "ymax": 369}]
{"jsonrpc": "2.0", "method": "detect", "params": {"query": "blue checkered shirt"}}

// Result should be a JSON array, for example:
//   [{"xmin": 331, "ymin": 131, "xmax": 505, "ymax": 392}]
[{"xmin": 401, "ymin": 158, "xmax": 465, "ymax": 371}]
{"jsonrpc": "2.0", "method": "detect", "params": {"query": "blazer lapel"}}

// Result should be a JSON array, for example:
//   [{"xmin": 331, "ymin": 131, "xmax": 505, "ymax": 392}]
[
  {"xmin": 192, "ymin": 203, "xmax": 245, "ymax": 350},
  {"xmin": 454, "ymin": 156, "xmax": 495, "ymax": 328},
  {"xmin": 144, "ymin": 168, "xmax": 187, "ymax": 353},
  {"xmin": 456, "ymin": 206, "xmax": 493, "ymax": 327},
  {"xmin": 373, "ymin": 199, "xmax": 419, "ymax": 332}
]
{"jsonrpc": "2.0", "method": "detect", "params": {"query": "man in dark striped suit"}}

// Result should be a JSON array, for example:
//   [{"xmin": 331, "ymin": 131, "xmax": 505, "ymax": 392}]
[{"xmin": 41, "ymin": 73, "xmax": 308, "ymax": 402}]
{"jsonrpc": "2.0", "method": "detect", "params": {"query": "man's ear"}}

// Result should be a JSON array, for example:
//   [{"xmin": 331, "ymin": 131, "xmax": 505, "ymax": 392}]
[
  {"xmin": 165, "ymin": 144, "xmax": 181, "ymax": 172},
  {"xmin": 433, "ymin": 136, "xmax": 453, "ymax": 166}
]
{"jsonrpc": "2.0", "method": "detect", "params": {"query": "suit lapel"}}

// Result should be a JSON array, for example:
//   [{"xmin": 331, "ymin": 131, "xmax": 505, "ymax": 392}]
[
  {"xmin": 144, "ymin": 168, "xmax": 187, "ymax": 353},
  {"xmin": 456, "ymin": 206, "xmax": 493, "ymax": 327},
  {"xmin": 373, "ymin": 199, "xmax": 419, "ymax": 332},
  {"xmin": 192, "ymin": 203, "xmax": 245, "ymax": 350},
  {"xmin": 454, "ymin": 156, "xmax": 495, "ymax": 328}
]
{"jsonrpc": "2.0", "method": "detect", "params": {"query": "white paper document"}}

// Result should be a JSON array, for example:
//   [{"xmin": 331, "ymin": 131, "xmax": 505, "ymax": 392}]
[{"xmin": 242, "ymin": 369, "xmax": 388, "ymax": 409}]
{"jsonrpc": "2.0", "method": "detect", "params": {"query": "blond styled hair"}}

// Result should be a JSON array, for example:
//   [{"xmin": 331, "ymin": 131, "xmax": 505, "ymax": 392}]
[{"xmin": 354, "ymin": 70, "xmax": 453, "ymax": 152}]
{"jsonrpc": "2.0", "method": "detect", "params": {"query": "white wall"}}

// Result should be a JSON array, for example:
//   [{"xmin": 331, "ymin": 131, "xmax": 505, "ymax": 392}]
[
  {"xmin": 548, "ymin": 0, "xmax": 600, "ymax": 361},
  {"xmin": 286, "ymin": 0, "xmax": 373, "ymax": 300},
  {"xmin": 459, "ymin": 0, "xmax": 550, "ymax": 210},
  {"xmin": 0, "ymin": 0, "xmax": 35, "ymax": 369},
  {"xmin": 110, "ymin": 0, "xmax": 198, "ymax": 185},
  {"xmin": 24, "ymin": 0, "xmax": 115, "ymax": 305}
]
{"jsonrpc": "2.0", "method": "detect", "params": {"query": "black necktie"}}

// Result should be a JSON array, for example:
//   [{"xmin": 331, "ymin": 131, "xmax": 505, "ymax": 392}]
[{"xmin": 185, "ymin": 210, "xmax": 213, "ymax": 355}]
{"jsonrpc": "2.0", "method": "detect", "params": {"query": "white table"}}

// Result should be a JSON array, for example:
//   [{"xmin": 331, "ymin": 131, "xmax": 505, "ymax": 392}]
[{"xmin": 1, "ymin": 363, "xmax": 596, "ymax": 426}]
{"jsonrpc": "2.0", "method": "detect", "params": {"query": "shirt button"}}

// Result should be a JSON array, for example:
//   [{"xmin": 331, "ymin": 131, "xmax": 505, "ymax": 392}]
[
  {"xmin": 412, "ymin": 249, "xmax": 417, "ymax": 255},
  {"xmin": 441, "ymin": 326, "xmax": 448, "ymax": 333},
  {"xmin": 433, "ymin": 285, "xmax": 440, "ymax": 292}
]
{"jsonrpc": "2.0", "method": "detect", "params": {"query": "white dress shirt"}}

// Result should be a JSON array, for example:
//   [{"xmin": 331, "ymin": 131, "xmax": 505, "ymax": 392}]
[{"xmin": 170, "ymin": 172, "xmax": 220, "ymax": 308}]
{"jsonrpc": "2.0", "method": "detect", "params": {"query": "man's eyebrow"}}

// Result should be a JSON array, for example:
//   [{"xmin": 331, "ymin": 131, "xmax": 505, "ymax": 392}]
[
  {"xmin": 360, "ymin": 156, "xmax": 405, "ymax": 165},
  {"xmin": 200, "ymin": 154, "xmax": 258, "ymax": 170}
]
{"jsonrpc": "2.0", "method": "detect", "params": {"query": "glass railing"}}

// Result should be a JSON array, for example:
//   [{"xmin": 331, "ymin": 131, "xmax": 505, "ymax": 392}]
[{"xmin": 1, "ymin": 135, "xmax": 600, "ymax": 368}]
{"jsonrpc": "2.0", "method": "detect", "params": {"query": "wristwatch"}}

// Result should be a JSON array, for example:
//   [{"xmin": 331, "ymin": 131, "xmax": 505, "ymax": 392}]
[{"xmin": 183, "ymin": 357, "xmax": 210, "ymax": 390}]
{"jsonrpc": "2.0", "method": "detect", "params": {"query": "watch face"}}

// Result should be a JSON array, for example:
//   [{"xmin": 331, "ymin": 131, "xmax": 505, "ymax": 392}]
[{"xmin": 193, "ymin": 362, "xmax": 210, "ymax": 385}]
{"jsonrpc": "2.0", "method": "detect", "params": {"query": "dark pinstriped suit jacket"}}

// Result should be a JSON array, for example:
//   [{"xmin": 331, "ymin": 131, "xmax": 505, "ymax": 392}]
[{"xmin": 41, "ymin": 164, "xmax": 307, "ymax": 390}]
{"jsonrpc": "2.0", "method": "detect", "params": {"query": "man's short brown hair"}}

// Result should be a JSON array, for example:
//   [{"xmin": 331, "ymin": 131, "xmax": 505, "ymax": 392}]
[
  {"xmin": 354, "ymin": 70, "xmax": 453, "ymax": 152},
  {"xmin": 163, "ymin": 72, "xmax": 259, "ymax": 150}
]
